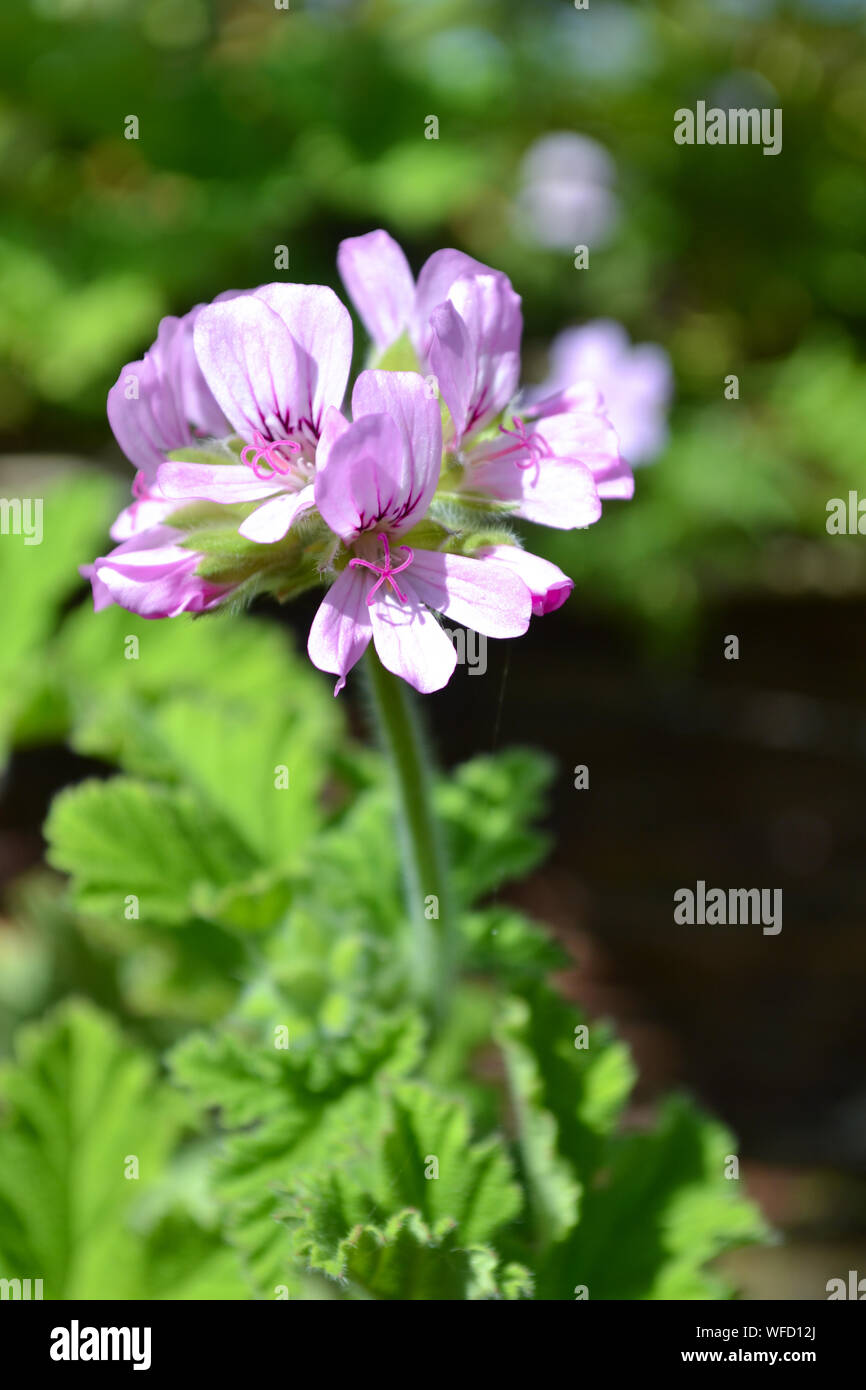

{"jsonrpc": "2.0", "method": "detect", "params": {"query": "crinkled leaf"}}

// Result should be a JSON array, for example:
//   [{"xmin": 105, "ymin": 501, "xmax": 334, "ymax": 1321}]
[
  {"xmin": 0, "ymin": 1000, "xmax": 185, "ymax": 1298},
  {"xmin": 297, "ymin": 1206, "xmax": 532, "ymax": 1301},
  {"xmin": 45, "ymin": 777, "xmax": 258, "ymax": 927},
  {"xmin": 439, "ymin": 749, "xmax": 553, "ymax": 903}
]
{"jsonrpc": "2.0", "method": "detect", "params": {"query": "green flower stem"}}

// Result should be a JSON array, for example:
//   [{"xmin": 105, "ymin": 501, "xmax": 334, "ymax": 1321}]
[{"xmin": 364, "ymin": 647, "xmax": 456, "ymax": 1021}]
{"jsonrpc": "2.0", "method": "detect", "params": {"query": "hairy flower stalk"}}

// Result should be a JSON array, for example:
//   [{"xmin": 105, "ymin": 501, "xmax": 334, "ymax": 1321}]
[
  {"xmin": 83, "ymin": 230, "xmax": 641, "ymax": 1015},
  {"xmin": 364, "ymin": 647, "xmax": 456, "ymax": 1017}
]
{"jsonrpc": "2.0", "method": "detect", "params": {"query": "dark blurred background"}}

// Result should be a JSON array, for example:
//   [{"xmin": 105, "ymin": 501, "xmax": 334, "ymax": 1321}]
[{"xmin": 2, "ymin": 0, "xmax": 866, "ymax": 1297}]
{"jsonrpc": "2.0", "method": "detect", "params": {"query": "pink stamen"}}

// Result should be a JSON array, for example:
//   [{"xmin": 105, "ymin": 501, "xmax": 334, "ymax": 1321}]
[
  {"xmin": 240, "ymin": 429, "xmax": 301, "ymax": 481},
  {"xmin": 487, "ymin": 416, "xmax": 552, "ymax": 484},
  {"xmin": 349, "ymin": 532, "xmax": 414, "ymax": 605}
]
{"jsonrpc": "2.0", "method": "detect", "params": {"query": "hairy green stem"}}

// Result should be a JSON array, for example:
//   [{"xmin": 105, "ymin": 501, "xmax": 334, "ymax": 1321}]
[{"xmin": 364, "ymin": 647, "xmax": 456, "ymax": 1020}]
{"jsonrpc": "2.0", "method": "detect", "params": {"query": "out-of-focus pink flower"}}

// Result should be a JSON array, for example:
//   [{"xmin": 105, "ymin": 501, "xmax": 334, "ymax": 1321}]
[
  {"xmin": 308, "ymin": 371, "xmax": 531, "ymax": 694},
  {"xmin": 540, "ymin": 319, "xmax": 673, "ymax": 465},
  {"xmin": 82, "ymin": 525, "xmax": 231, "ymax": 619}
]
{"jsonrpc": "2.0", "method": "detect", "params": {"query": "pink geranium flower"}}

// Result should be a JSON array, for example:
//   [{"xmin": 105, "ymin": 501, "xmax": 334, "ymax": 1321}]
[
  {"xmin": 156, "ymin": 285, "xmax": 353, "ymax": 543},
  {"xmin": 338, "ymin": 230, "xmax": 633, "ymax": 529},
  {"xmin": 107, "ymin": 303, "xmax": 233, "ymax": 539},
  {"xmin": 84, "ymin": 234, "xmax": 635, "ymax": 694},
  {"xmin": 308, "ymin": 371, "xmax": 532, "ymax": 694},
  {"xmin": 82, "ymin": 525, "xmax": 230, "ymax": 619}
]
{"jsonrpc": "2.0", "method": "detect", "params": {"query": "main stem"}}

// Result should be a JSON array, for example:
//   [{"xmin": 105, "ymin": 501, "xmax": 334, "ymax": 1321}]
[{"xmin": 364, "ymin": 647, "xmax": 456, "ymax": 1021}]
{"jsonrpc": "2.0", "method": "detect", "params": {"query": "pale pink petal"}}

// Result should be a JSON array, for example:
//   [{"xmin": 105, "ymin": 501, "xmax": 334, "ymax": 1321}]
[
  {"xmin": 253, "ymin": 284, "xmax": 352, "ymax": 432},
  {"xmin": 524, "ymin": 380, "xmax": 605, "ymax": 418},
  {"xmin": 316, "ymin": 406, "xmax": 350, "ymax": 473},
  {"xmin": 307, "ymin": 564, "xmax": 373, "ymax": 694},
  {"xmin": 406, "ymin": 549, "xmax": 531, "ymax": 638},
  {"xmin": 411, "ymin": 248, "xmax": 494, "ymax": 356},
  {"xmin": 314, "ymin": 412, "xmax": 405, "ymax": 541},
  {"xmin": 369, "ymin": 584, "xmax": 457, "ymax": 694},
  {"xmin": 107, "ymin": 352, "xmax": 190, "ymax": 480},
  {"xmin": 156, "ymin": 461, "xmax": 278, "ymax": 504},
  {"xmin": 466, "ymin": 454, "xmax": 602, "ymax": 529},
  {"xmin": 428, "ymin": 301, "xmax": 475, "ymax": 441},
  {"xmin": 156, "ymin": 310, "xmax": 231, "ymax": 439},
  {"xmin": 83, "ymin": 525, "xmax": 227, "ymax": 619},
  {"xmin": 443, "ymin": 273, "xmax": 522, "ymax": 436},
  {"xmin": 531, "ymin": 411, "xmax": 633, "ymax": 499},
  {"xmin": 337, "ymin": 230, "xmax": 415, "ymax": 351},
  {"xmin": 193, "ymin": 295, "xmax": 302, "ymax": 443},
  {"xmin": 238, "ymin": 485, "xmax": 315, "ymax": 543},
  {"xmin": 477, "ymin": 544, "xmax": 573, "ymax": 616},
  {"xmin": 350, "ymin": 371, "xmax": 442, "ymax": 525},
  {"xmin": 109, "ymin": 493, "xmax": 180, "ymax": 542}
]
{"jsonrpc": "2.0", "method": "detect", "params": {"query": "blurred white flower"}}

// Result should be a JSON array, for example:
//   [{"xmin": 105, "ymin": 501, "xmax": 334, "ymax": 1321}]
[{"xmin": 513, "ymin": 132, "xmax": 618, "ymax": 251}]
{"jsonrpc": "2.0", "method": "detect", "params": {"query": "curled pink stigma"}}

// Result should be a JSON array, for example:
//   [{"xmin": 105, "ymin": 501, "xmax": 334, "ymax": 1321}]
[
  {"xmin": 240, "ymin": 429, "xmax": 302, "ymax": 481},
  {"xmin": 349, "ymin": 532, "xmax": 414, "ymax": 605},
  {"xmin": 485, "ymin": 416, "xmax": 552, "ymax": 485}
]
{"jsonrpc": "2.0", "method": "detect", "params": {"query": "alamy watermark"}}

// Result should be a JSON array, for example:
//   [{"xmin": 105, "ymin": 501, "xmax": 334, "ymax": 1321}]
[
  {"xmin": 827, "ymin": 1270, "xmax": 866, "ymax": 1299},
  {"xmin": 50, "ymin": 1321, "xmax": 151, "ymax": 1371},
  {"xmin": 674, "ymin": 880, "xmax": 782, "ymax": 935},
  {"xmin": 0, "ymin": 497, "xmax": 42, "ymax": 545},
  {"xmin": 826, "ymin": 491, "xmax": 866, "ymax": 534},
  {"xmin": 0, "ymin": 1276, "xmax": 43, "ymax": 1299},
  {"xmin": 443, "ymin": 626, "xmax": 486, "ymax": 676},
  {"xmin": 674, "ymin": 101, "xmax": 782, "ymax": 157}
]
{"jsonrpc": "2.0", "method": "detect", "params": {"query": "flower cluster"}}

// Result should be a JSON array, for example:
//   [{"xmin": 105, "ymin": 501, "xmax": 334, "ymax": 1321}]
[{"xmin": 85, "ymin": 231, "xmax": 637, "ymax": 693}]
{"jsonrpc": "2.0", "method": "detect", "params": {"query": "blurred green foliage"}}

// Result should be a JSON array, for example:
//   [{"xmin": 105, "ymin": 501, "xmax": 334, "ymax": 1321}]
[{"xmin": 1, "ymin": 0, "xmax": 865, "ymax": 628}]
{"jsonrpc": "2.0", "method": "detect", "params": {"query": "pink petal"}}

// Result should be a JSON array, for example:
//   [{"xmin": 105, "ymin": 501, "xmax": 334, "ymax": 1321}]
[
  {"xmin": 307, "ymin": 564, "xmax": 373, "ymax": 694},
  {"xmin": 525, "ymin": 380, "xmax": 605, "ymax": 418},
  {"xmin": 193, "ymin": 295, "xmax": 303, "ymax": 443},
  {"xmin": 337, "ymin": 230, "xmax": 415, "ymax": 351},
  {"xmin": 84, "ymin": 525, "xmax": 226, "ymax": 619},
  {"xmin": 407, "ymin": 550, "xmax": 531, "ymax": 638},
  {"xmin": 411, "ymin": 248, "xmax": 494, "ymax": 357},
  {"xmin": 476, "ymin": 544, "xmax": 574, "ymax": 616},
  {"xmin": 531, "ymin": 411, "xmax": 633, "ymax": 499},
  {"xmin": 238, "ymin": 485, "xmax": 315, "ymax": 543},
  {"xmin": 369, "ymin": 584, "xmax": 457, "ymax": 694},
  {"xmin": 351, "ymin": 371, "xmax": 442, "ymax": 525},
  {"xmin": 428, "ymin": 301, "xmax": 475, "ymax": 441},
  {"xmin": 253, "ymin": 284, "xmax": 352, "ymax": 433},
  {"xmin": 443, "ymin": 272, "xmax": 522, "ymax": 436},
  {"xmin": 109, "ymin": 493, "xmax": 180, "ymax": 542},
  {"xmin": 316, "ymin": 406, "xmax": 350, "ymax": 473},
  {"xmin": 466, "ymin": 453, "xmax": 602, "ymax": 529},
  {"xmin": 107, "ymin": 305, "xmax": 232, "ymax": 479},
  {"xmin": 314, "ymin": 412, "xmax": 405, "ymax": 541},
  {"xmin": 156, "ymin": 461, "xmax": 278, "ymax": 504},
  {"xmin": 156, "ymin": 310, "xmax": 231, "ymax": 439},
  {"xmin": 107, "ymin": 351, "xmax": 190, "ymax": 480}
]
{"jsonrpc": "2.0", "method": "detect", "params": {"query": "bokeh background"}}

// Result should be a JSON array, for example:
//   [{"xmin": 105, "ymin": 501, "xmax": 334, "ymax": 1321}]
[{"xmin": 2, "ymin": 0, "xmax": 866, "ymax": 1297}]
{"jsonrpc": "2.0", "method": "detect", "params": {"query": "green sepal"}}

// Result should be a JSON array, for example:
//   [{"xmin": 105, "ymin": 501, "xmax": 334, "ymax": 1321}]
[
  {"xmin": 183, "ymin": 522, "xmax": 327, "ymax": 592},
  {"xmin": 439, "ymin": 524, "xmax": 521, "ymax": 556},
  {"xmin": 161, "ymin": 500, "xmax": 254, "ymax": 533},
  {"xmin": 166, "ymin": 441, "xmax": 243, "ymax": 466}
]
